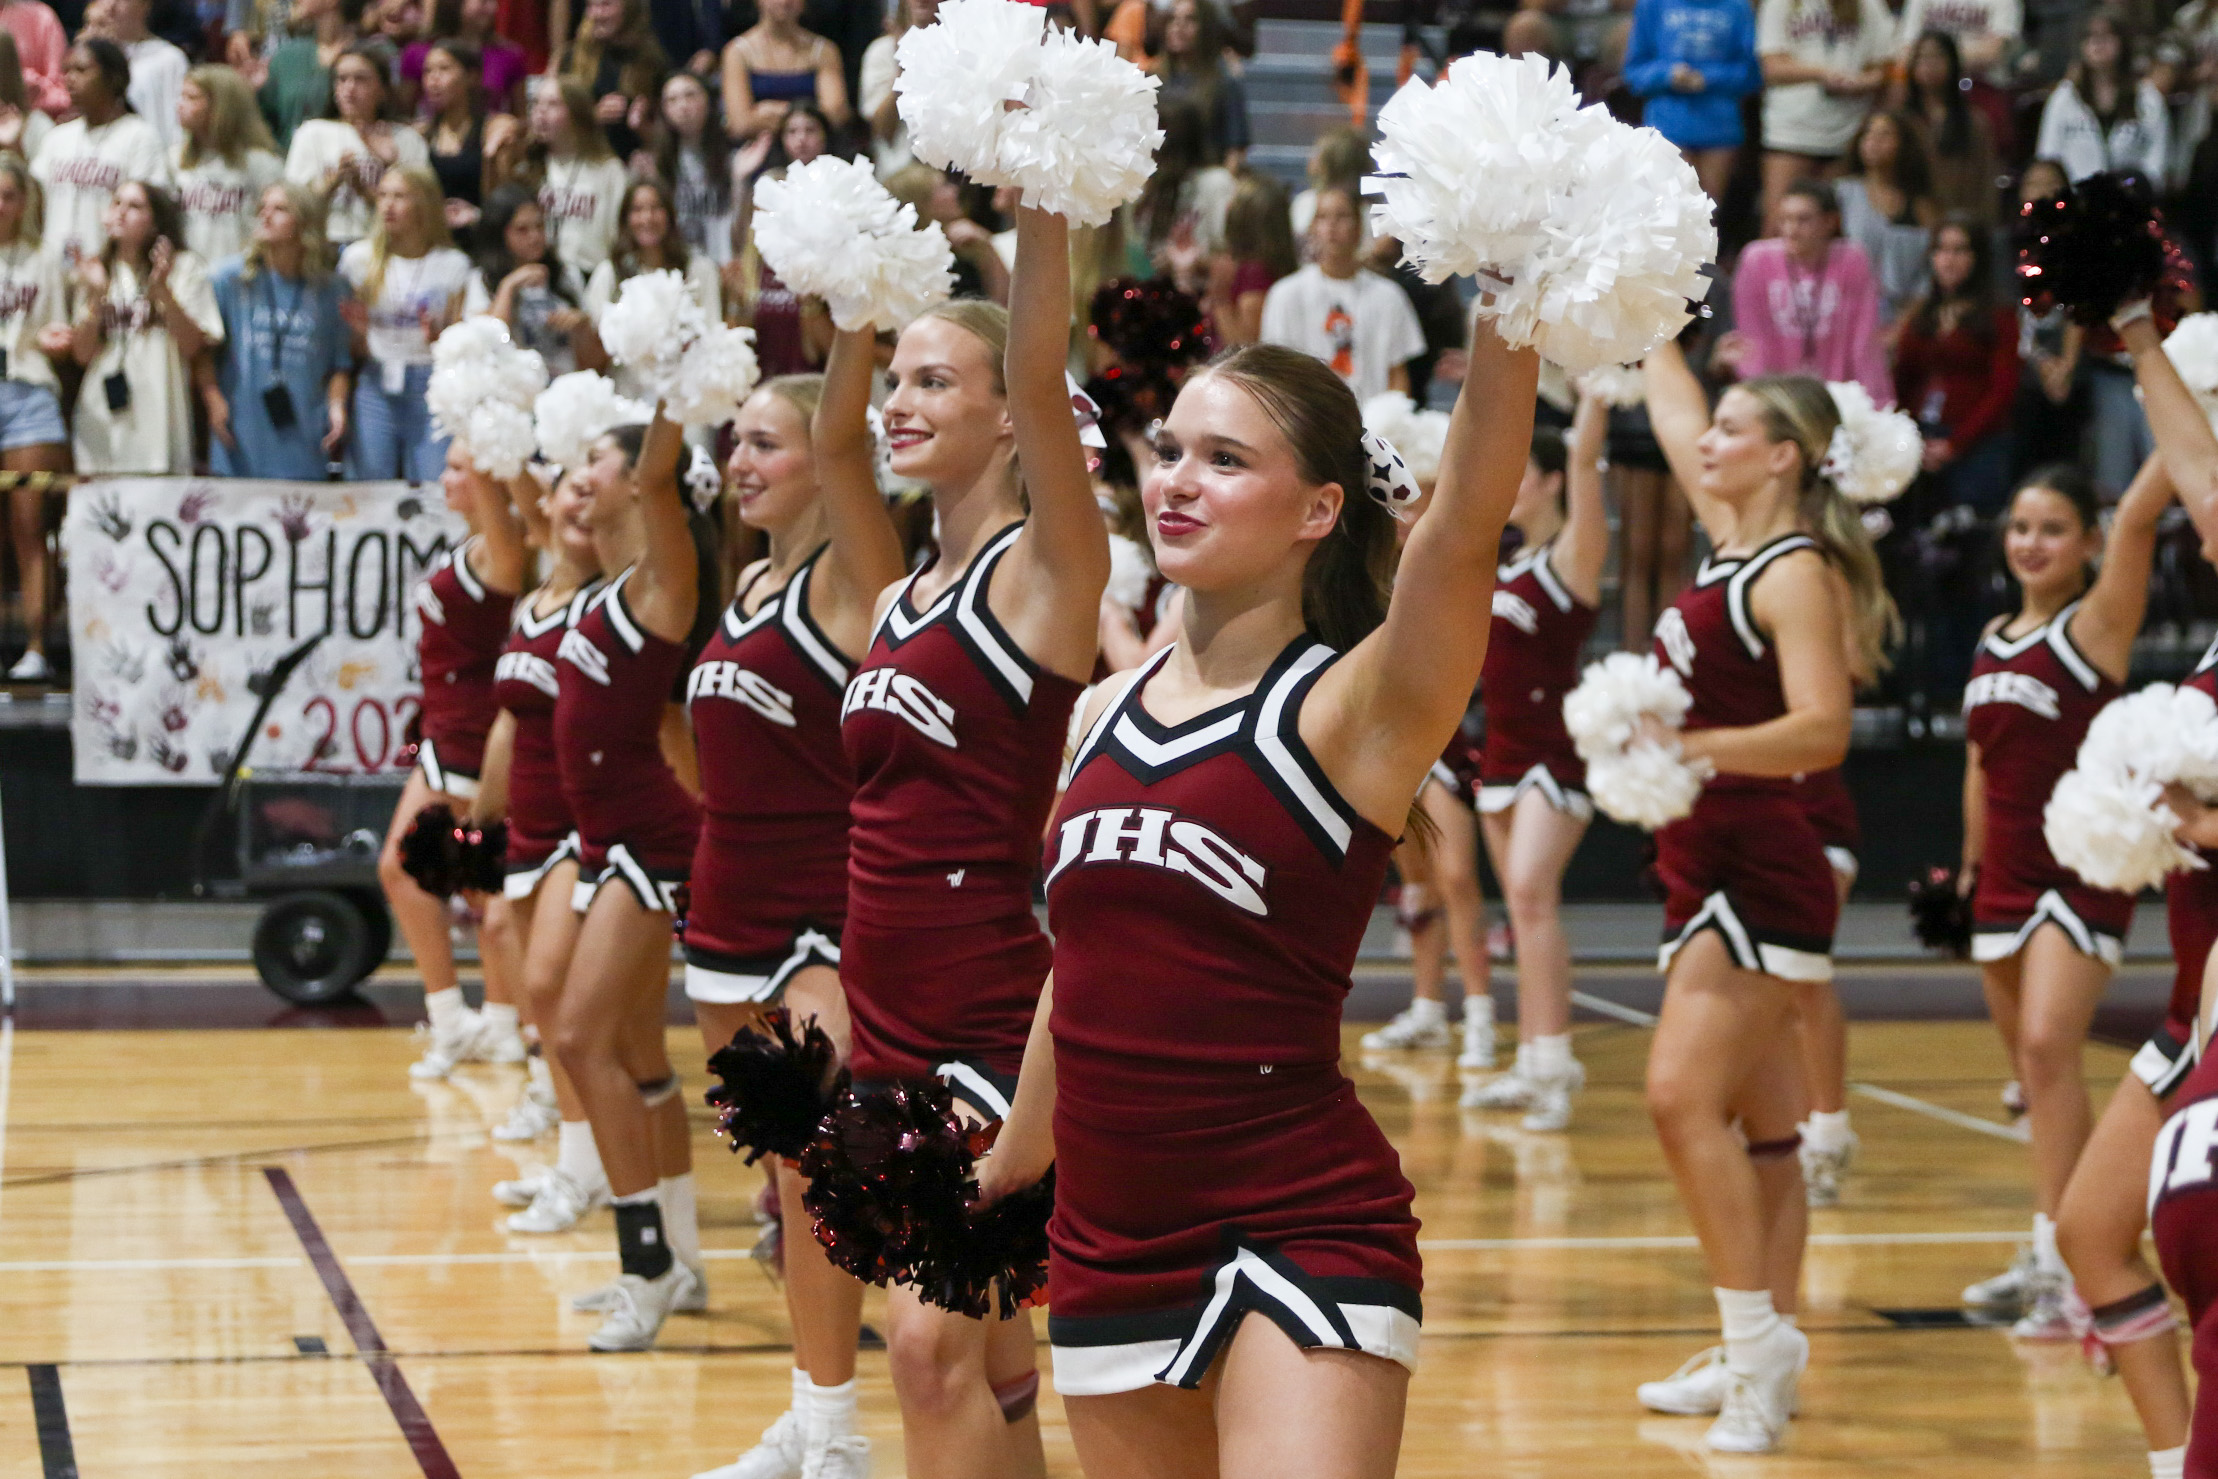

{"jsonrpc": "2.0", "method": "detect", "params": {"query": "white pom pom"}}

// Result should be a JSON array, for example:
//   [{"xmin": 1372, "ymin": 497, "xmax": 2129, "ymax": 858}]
[
  {"xmin": 894, "ymin": 0, "xmax": 1044, "ymax": 188},
  {"xmin": 427, "ymin": 317, "xmax": 547, "ymax": 477},
  {"xmin": 1360, "ymin": 391, "xmax": 1450, "ymax": 486},
  {"xmin": 2163, "ymin": 313, "xmax": 2218, "ymax": 429},
  {"xmin": 753, "ymin": 156, "xmax": 955, "ymax": 331},
  {"xmin": 598, "ymin": 269, "xmax": 705, "ymax": 396},
  {"xmin": 1821, "ymin": 382, "xmax": 1922, "ymax": 505},
  {"xmin": 2044, "ymin": 767, "xmax": 2201, "ymax": 894},
  {"xmin": 663, "ymin": 323, "xmax": 761, "ymax": 427},
  {"xmin": 2078, "ymin": 684, "xmax": 2218, "ymax": 797},
  {"xmin": 1576, "ymin": 362, "xmax": 1645, "ymax": 408},
  {"xmin": 1563, "ymin": 652, "xmax": 1693, "ymax": 760},
  {"xmin": 534, "ymin": 371, "xmax": 652, "ymax": 471},
  {"xmin": 1367, "ymin": 52, "xmax": 1714, "ymax": 372},
  {"xmin": 1586, "ymin": 742, "xmax": 1706, "ymax": 830},
  {"xmin": 1105, "ymin": 532, "xmax": 1153, "ymax": 611},
  {"xmin": 1000, "ymin": 26, "xmax": 1162, "ymax": 227}
]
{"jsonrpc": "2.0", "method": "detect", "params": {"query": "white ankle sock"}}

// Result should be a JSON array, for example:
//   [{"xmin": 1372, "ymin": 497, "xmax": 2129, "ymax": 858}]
[
  {"xmin": 1715, "ymin": 1287, "xmax": 1782, "ymax": 1369},
  {"xmin": 557, "ymin": 1120, "xmax": 604, "ymax": 1188},
  {"xmin": 806, "ymin": 1377, "xmax": 857, "ymax": 1446},
  {"xmin": 2151, "ymin": 1446, "xmax": 2186, "ymax": 1479},
  {"xmin": 1464, "ymin": 992, "xmax": 1493, "ymax": 1026},
  {"xmin": 481, "ymin": 1002, "xmax": 519, "ymax": 1035},
  {"xmin": 1512, "ymin": 1040, "xmax": 1533, "ymax": 1075},
  {"xmin": 424, "ymin": 986, "xmax": 468, "ymax": 1032},
  {"xmin": 1409, "ymin": 997, "xmax": 1445, "ymax": 1023},
  {"xmin": 1804, "ymin": 1109, "xmax": 1852, "ymax": 1152},
  {"xmin": 526, "ymin": 1054, "xmax": 554, "ymax": 1096},
  {"xmin": 659, "ymin": 1173, "xmax": 701, "ymax": 1269},
  {"xmin": 1527, "ymin": 1034, "xmax": 1573, "ymax": 1080},
  {"xmin": 2033, "ymin": 1213, "xmax": 2063, "ymax": 1273},
  {"xmin": 790, "ymin": 1366, "xmax": 814, "ymax": 1428}
]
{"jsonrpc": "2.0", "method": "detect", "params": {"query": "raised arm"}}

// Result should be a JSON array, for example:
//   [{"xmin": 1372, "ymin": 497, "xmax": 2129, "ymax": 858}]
[
  {"xmin": 1308, "ymin": 315, "xmax": 1540, "ymax": 830},
  {"xmin": 627, "ymin": 406, "xmax": 698, "ymax": 643},
  {"xmin": 814, "ymin": 326, "xmax": 910, "ymax": 617},
  {"xmin": 504, "ymin": 466, "xmax": 552, "ymax": 555},
  {"xmin": 1679, "ymin": 549, "xmax": 1852, "ymax": 777},
  {"xmin": 995, "ymin": 205, "xmax": 1111, "ymax": 682},
  {"xmin": 2066, "ymin": 450, "xmax": 2172, "ymax": 679},
  {"xmin": 466, "ymin": 466, "xmax": 530, "ymax": 594},
  {"xmin": 2118, "ymin": 314, "xmax": 2218, "ymax": 540},
  {"xmin": 1643, "ymin": 338, "xmax": 1712, "ymax": 505},
  {"xmin": 1554, "ymin": 390, "xmax": 1610, "ymax": 605}
]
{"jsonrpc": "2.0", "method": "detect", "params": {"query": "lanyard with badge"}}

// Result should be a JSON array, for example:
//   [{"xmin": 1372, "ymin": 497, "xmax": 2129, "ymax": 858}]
[{"xmin": 259, "ymin": 269, "xmax": 313, "ymax": 429}]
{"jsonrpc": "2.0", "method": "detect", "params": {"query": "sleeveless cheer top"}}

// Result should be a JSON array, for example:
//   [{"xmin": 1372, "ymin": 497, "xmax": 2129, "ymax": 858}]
[
  {"xmin": 492, "ymin": 577, "xmax": 598, "ymax": 849},
  {"xmin": 413, "ymin": 535, "xmax": 514, "ymax": 775},
  {"xmin": 1481, "ymin": 538, "xmax": 1596, "ymax": 779},
  {"xmin": 554, "ymin": 566, "xmax": 701, "ymax": 867},
  {"xmin": 1653, "ymin": 534, "xmax": 1817, "ymax": 793}
]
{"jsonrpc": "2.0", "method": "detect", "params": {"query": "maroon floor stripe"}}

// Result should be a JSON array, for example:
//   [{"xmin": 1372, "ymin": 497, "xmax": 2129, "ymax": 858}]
[{"xmin": 264, "ymin": 1168, "xmax": 461, "ymax": 1479}]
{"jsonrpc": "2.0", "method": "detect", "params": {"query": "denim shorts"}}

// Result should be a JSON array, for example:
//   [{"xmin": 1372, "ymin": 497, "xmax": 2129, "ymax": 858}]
[{"xmin": 0, "ymin": 380, "xmax": 64, "ymax": 451}]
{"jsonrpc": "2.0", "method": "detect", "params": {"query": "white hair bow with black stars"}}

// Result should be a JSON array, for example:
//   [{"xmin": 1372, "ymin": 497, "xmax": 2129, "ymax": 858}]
[{"xmin": 1361, "ymin": 429, "xmax": 1423, "ymax": 519}]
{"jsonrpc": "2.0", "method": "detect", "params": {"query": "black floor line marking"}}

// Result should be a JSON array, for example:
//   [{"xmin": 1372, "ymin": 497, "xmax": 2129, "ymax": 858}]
[
  {"xmin": 265, "ymin": 1168, "xmax": 460, "ymax": 1479},
  {"xmin": 28, "ymin": 1365, "xmax": 79, "ymax": 1479},
  {"xmin": 2, "ymin": 1133, "xmax": 453, "ymax": 1189}
]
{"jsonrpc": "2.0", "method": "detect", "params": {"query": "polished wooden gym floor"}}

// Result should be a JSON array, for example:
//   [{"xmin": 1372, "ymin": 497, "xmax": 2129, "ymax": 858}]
[{"xmin": 0, "ymin": 968, "xmax": 2177, "ymax": 1477}]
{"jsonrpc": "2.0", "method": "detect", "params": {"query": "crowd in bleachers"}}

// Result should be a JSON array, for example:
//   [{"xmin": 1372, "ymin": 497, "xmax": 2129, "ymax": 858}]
[{"xmin": 0, "ymin": 0, "xmax": 2205, "ymax": 696}]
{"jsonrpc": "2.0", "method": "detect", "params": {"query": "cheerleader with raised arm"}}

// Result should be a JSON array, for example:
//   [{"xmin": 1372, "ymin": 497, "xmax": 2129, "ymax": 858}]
[
  {"xmin": 1462, "ymin": 392, "xmax": 1608, "ymax": 1130},
  {"xmin": 683, "ymin": 353, "xmax": 906, "ymax": 1479},
  {"xmin": 1628, "ymin": 338, "xmax": 1895, "ymax": 1453}
]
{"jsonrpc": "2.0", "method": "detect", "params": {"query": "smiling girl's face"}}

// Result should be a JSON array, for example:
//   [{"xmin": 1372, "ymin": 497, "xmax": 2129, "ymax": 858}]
[{"xmin": 1141, "ymin": 370, "xmax": 1342, "ymax": 594}]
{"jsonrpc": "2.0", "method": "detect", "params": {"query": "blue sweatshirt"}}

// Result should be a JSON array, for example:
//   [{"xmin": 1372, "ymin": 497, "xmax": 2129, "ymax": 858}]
[{"xmin": 1623, "ymin": 0, "xmax": 1762, "ymax": 151}]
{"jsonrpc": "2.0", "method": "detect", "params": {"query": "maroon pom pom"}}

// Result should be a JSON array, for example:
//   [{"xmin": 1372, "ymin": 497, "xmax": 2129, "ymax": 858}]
[
  {"xmin": 398, "ymin": 802, "xmax": 468, "ymax": 896},
  {"xmin": 909, "ymin": 1169, "xmax": 1055, "ymax": 1320},
  {"xmin": 705, "ymin": 1006, "xmax": 849, "ymax": 1166}
]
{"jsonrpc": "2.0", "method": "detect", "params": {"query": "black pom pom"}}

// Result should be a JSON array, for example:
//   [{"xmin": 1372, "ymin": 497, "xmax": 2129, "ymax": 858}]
[
  {"xmin": 1087, "ymin": 278, "xmax": 1212, "ymax": 371},
  {"xmin": 705, "ymin": 1006, "xmax": 849, "ymax": 1166},
  {"xmin": 1907, "ymin": 865, "xmax": 1973, "ymax": 958},
  {"xmin": 459, "ymin": 819, "xmax": 508, "ymax": 895},
  {"xmin": 398, "ymin": 802, "xmax": 466, "ymax": 896},
  {"xmin": 2014, "ymin": 172, "xmax": 2167, "ymax": 326},
  {"xmin": 908, "ymin": 1168, "xmax": 1055, "ymax": 1320}
]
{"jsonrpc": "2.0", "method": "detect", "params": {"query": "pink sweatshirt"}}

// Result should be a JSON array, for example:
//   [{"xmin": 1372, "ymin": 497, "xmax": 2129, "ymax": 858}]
[
  {"xmin": 0, "ymin": 1, "xmax": 69, "ymax": 117},
  {"xmin": 1730, "ymin": 237, "xmax": 1892, "ymax": 406}
]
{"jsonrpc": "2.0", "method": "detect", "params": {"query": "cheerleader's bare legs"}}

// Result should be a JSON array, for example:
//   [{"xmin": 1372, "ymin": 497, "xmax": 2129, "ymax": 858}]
[
  {"xmin": 1371, "ymin": 784, "xmax": 1487, "ymax": 1053},
  {"xmin": 1065, "ymin": 1318, "xmax": 1409, "ymax": 1479},
  {"xmin": 497, "ymin": 858, "xmax": 612, "ymax": 1230},
  {"xmin": 1477, "ymin": 788, "xmax": 1587, "ymax": 1126},
  {"xmin": 379, "ymin": 774, "xmax": 525, "ymax": 1072}
]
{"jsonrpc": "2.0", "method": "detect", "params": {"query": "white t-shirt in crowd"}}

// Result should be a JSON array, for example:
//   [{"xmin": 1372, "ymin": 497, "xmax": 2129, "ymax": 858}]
[
  {"xmin": 284, "ymin": 119, "xmax": 430, "ymax": 245},
  {"xmin": 30, "ymin": 113, "xmax": 172, "ymax": 265},
  {"xmin": 0, "ymin": 239, "xmax": 65, "ymax": 391},
  {"xmin": 536, "ymin": 154, "xmax": 631, "ymax": 284},
  {"xmin": 1757, "ymin": 0, "xmax": 1897, "ymax": 157},
  {"xmin": 337, "ymin": 239, "xmax": 472, "ymax": 382},
  {"xmin": 70, "ymin": 249, "xmax": 224, "ymax": 474},
  {"xmin": 173, "ymin": 144, "xmax": 285, "ymax": 266},
  {"xmin": 1895, "ymin": 0, "xmax": 2019, "ymax": 61},
  {"xmin": 122, "ymin": 36, "xmax": 189, "ymax": 149},
  {"xmin": 1258, "ymin": 263, "xmax": 1426, "ymax": 402}
]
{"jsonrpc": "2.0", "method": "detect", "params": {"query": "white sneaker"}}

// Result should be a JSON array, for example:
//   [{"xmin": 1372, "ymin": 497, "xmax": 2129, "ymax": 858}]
[
  {"xmin": 1457, "ymin": 996, "xmax": 1497, "ymax": 1069},
  {"xmin": 492, "ymin": 1088, "xmax": 561, "ymax": 1141},
  {"xmin": 1461, "ymin": 1069, "xmax": 1536, "ymax": 1111},
  {"xmin": 1362, "ymin": 1001, "xmax": 1452, "ymax": 1051},
  {"xmin": 7, "ymin": 649, "xmax": 49, "ymax": 682},
  {"xmin": 574, "ymin": 1260, "xmax": 705, "ymax": 1314},
  {"xmin": 1800, "ymin": 1129, "xmax": 1858, "ymax": 1208},
  {"xmin": 1521, "ymin": 1065, "xmax": 1583, "ymax": 1133},
  {"xmin": 408, "ymin": 1013, "xmax": 488, "ymax": 1080},
  {"xmin": 477, "ymin": 1015, "xmax": 528, "ymax": 1064},
  {"xmin": 586, "ymin": 1263, "xmax": 691, "ymax": 1351},
  {"xmin": 2010, "ymin": 1272, "xmax": 2081, "ymax": 1341},
  {"xmin": 1638, "ymin": 1346, "xmax": 1732, "ymax": 1415},
  {"xmin": 801, "ymin": 1436, "xmax": 872, "ymax": 1479},
  {"xmin": 492, "ymin": 1165, "xmax": 550, "ymax": 1207},
  {"xmin": 1705, "ymin": 1327, "xmax": 1809, "ymax": 1454},
  {"xmin": 692, "ymin": 1409, "xmax": 804, "ymax": 1479},
  {"xmin": 1963, "ymin": 1247, "xmax": 2039, "ymax": 1310},
  {"xmin": 504, "ymin": 1169, "xmax": 608, "ymax": 1233},
  {"xmin": 2001, "ymin": 1079, "xmax": 2027, "ymax": 1116}
]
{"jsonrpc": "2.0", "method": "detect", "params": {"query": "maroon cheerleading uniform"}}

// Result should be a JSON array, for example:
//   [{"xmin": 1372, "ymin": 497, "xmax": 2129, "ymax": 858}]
[
  {"xmin": 682, "ymin": 546, "xmax": 853, "ymax": 1004},
  {"xmin": 492, "ymin": 579, "xmax": 600, "ymax": 892},
  {"xmin": 1652, "ymin": 535, "xmax": 1839, "ymax": 981},
  {"xmin": 838, "ymin": 523, "xmax": 1083, "ymax": 1101},
  {"xmin": 1043, "ymin": 638, "xmax": 1421, "ymax": 1396},
  {"xmin": 1962, "ymin": 599, "xmax": 2133, "ymax": 965},
  {"xmin": 1796, "ymin": 767, "xmax": 1862, "ymax": 882},
  {"xmin": 1478, "ymin": 540, "xmax": 1596, "ymax": 819},
  {"xmin": 554, "ymin": 567, "xmax": 701, "ymax": 913},
  {"xmin": 2148, "ymin": 1047, "xmax": 2218, "ymax": 1476},
  {"xmin": 412, "ymin": 536, "xmax": 515, "ymax": 793},
  {"xmin": 2140, "ymin": 639, "xmax": 2218, "ymax": 1099}
]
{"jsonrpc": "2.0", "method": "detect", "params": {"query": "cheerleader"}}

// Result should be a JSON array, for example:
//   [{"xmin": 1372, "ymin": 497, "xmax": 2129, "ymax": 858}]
[
  {"xmin": 1792, "ymin": 759, "xmax": 1860, "ymax": 1205},
  {"xmin": 1957, "ymin": 449, "xmax": 2171, "ymax": 1338},
  {"xmin": 1462, "ymin": 393, "xmax": 1608, "ymax": 1130},
  {"xmin": 473, "ymin": 465, "xmax": 610, "ymax": 1230},
  {"xmin": 549, "ymin": 408, "xmax": 708, "ymax": 1351},
  {"xmin": 684, "ymin": 356, "xmax": 905, "ymax": 1479},
  {"xmin": 2052, "ymin": 308, "xmax": 2218, "ymax": 1479},
  {"xmin": 826, "ymin": 205, "xmax": 1108, "ymax": 1476},
  {"xmin": 1630, "ymin": 342, "xmax": 1894, "ymax": 1453},
  {"xmin": 2148, "ymin": 1019, "xmax": 2218, "ymax": 1479},
  {"xmin": 973, "ymin": 302, "xmax": 1538, "ymax": 1465},
  {"xmin": 380, "ymin": 446, "xmax": 530, "ymax": 1080}
]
